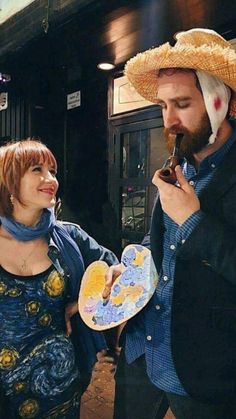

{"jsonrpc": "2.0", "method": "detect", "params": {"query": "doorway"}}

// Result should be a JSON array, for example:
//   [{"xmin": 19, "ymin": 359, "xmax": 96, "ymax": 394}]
[{"xmin": 108, "ymin": 117, "xmax": 168, "ymax": 248}]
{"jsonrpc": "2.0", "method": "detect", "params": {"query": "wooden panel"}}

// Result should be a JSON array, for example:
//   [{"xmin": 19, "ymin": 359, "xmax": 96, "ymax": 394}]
[
  {"xmin": 0, "ymin": 94, "xmax": 29, "ymax": 140},
  {"xmin": 2, "ymin": 0, "xmax": 236, "ymax": 73},
  {"xmin": 60, "ymin": 0, "xmax": 236, "ymax": 68}
]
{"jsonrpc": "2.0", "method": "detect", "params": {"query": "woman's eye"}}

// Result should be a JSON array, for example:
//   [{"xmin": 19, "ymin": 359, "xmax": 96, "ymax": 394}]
[
  {"xmin": 50, "ymin": 169, "xmax": 57, "ymax": 176},
  {"xmin": 32, "ymin": 166, "xmax": 42, "ymax": 172}
]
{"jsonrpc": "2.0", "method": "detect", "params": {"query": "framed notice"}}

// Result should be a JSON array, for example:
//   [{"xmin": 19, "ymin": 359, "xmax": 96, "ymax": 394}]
[
  {"xmin": 0, "ymin": 92, "xmax": 8, "ymax": 111},
  {"xmin": 111, "ymin": 74, "xmax": 153, "ymax": 116},
  {"xmin": 67, "ymin": 91, "xmax": 81, "ymax": 110}
]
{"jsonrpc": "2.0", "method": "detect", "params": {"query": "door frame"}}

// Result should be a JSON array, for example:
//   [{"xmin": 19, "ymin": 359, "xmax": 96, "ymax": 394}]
[{"xmin": 108, "ymin": 108, "xmax": 164, "ymax": 246}]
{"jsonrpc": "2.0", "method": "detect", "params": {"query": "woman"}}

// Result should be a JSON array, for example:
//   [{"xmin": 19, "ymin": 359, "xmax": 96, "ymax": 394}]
[{"xmin": 0, "ymin": 139, "xmax": 118, "ymax": 418}]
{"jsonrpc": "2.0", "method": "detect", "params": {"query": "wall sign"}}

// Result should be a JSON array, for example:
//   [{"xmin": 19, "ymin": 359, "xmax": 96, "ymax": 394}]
[
  {"xmin": 67, "ymin": 91, "xmax": 81, "ymax": 110},
  {"xmin": 112, "ymin": 74, "xmax": 153, "ymax": 115},
  {"xmin": 0, "ymin": 92, "xmax": 8, "ymax": 111}
]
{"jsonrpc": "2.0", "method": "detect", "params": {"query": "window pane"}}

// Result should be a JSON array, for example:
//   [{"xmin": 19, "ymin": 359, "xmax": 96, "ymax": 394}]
[
  {"xmin": 119, "ymin": 126, "xmax": 169, "ymax": 243},
  {"xmin": 121, "ymin": 186, "xmax": 146, "ymax": 232},
  {"xmin": 121, "ymin": 130, "xmax": 148, "ymax": 178}
]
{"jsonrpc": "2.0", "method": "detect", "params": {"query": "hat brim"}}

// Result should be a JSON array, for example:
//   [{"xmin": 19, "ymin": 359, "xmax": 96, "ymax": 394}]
[{"xmin": 125, "ymin": 42, "xmax": 236, "ymax": 105}]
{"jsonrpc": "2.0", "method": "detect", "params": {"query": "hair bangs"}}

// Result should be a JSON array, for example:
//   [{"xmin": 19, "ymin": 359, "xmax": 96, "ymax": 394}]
[{"xmin": 17, "ymin": 140, "xmax": 57, "ymax": 175}]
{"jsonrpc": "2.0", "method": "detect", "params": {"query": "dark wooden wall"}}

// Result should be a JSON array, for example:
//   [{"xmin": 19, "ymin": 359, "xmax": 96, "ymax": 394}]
[
  {"xmin": 1, "ymin": 0, "xmax": 236, "ymax": 69},
  {"xmin": 0, "ymin": 94, "xmax": 29, "ymax": 142}
]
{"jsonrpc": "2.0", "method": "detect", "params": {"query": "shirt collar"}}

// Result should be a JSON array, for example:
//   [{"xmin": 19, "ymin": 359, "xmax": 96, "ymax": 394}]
[{"xmin": 202, "ymin": 119, "xmax": 236, "ymax": 169}]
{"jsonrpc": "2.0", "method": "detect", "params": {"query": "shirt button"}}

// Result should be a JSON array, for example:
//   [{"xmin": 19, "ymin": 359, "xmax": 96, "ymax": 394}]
[
  {"xmin": 155, "ymin": 304, "xmax": 161, "ymax": 310},
  {"xmin": 170, "ymin": 244, "xmax": 176, "ymax": 250},
  {"xmin": 181, "ymin": 239, "xmax": 186, "ymax": 244},
  {"xmin": 146, "ymin": 335, "xmax": 152, "ymax": 341},
  {"xmin": 211, "ymin": 163, "xmax": 216, "ymax": 169},
  {"xmin": 163, "ymin": 276, "xmax": 168, "ymax": 281},
  {"xmin": 189, "ymin": 180, "xmax": 195, "ymax": 186}
]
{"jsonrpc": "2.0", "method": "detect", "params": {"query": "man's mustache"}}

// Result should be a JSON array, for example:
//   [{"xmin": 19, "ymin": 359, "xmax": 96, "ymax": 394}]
[{"xmin": 164, "ymin": 128, "xmax": 187, "ymax": 153}]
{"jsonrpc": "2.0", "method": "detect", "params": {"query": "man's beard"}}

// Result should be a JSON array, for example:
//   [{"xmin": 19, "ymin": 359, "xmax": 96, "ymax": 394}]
[{"xmin": 165, "ymin": 112, "xmax": 212, "ymax": 160}]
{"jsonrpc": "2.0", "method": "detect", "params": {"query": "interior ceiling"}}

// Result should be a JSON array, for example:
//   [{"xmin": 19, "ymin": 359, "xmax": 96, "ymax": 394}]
[
  {"xmin": 2, "ymin": 0, "xmax": 236, "ymax": 74},
  {"xmin": 62, "ymin": 0, "xmax": 236, "ymax": 67}
]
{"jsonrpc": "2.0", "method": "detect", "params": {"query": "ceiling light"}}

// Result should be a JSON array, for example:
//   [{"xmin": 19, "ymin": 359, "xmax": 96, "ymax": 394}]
[
  {"xmin": 0, "ymin": 73, "xmax": 11, "ymax": 83},
  {"xmin": 97, "ymin": 62, "xmax": 115, "ymax": 71}
]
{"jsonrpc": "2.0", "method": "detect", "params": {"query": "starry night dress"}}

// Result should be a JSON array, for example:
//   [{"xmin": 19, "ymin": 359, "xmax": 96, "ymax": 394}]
[{"xmin": 0, "ymin": 264, "xmax": 81, "ymax": 418}]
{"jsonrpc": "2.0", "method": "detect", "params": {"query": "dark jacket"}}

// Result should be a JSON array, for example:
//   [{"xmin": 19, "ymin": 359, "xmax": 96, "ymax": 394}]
[{"xmin": 150, "ymin": 140, "xmax": 236, "ymax": 403}]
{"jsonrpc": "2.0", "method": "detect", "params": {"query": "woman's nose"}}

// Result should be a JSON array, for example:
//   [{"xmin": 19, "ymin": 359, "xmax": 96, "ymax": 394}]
[{"xmin": 44, "ymin": 171, "xmax": 55, "ymax": 182}]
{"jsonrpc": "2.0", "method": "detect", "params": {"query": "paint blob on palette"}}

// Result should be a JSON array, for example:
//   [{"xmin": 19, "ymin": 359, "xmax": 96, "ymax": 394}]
[{"xmin": 78, "ymin": 244, "xmax": 158, "ymax": 330}]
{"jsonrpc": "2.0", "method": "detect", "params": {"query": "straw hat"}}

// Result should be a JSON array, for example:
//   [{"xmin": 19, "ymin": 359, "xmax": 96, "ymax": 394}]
[{"xmin": 125, "ymin": 28, "xmax": 236, "ymax": 116}]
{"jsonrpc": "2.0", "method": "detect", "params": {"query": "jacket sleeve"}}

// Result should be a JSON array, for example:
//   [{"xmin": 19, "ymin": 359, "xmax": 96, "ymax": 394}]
[
  {"xmin": 177, "ymin": 212, "xmax": 236, "ymax": 286},
  {"xmin": 62, "ymin": 222, "xmax": 119, "ymax": 268},
  {"xmin": 141, "ymin": 231, "xmax": 151, "ymax": 249}
]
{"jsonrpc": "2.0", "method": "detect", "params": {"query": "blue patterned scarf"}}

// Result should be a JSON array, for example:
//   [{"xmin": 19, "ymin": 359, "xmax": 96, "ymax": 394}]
[{"xmin": 0, "ymin": 208, "xmax": 85, "ymax": 295}]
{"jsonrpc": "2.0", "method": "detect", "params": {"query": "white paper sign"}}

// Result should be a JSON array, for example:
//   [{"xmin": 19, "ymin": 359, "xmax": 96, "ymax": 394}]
[
  {"xmin": 0, "ymin": 92, "xmax": 8, "ymax": 111},
  {"xmin": 67, "ymin": 91, "xmax": 81, "ymax": 110}
]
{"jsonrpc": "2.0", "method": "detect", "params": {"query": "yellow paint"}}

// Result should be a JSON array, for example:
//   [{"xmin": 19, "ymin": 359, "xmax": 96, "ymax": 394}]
[
  {"xmin": 133, "ymin": 251, "xmax": 144, "ymax": 266},
  {"xmin": 26, "ymin": 301, "xmax": 40, "ymax": 315},
  {"xmin": 18, "ymin": 399, "xmax": 39, "ymax": 418},
  {"xmin": 82, "ymin": 264, "xmax": 107, "ymax": 297},
  {"xmin": 44, "ymin": 271, "xmax": 65, "ymax": 297},
  {"xmin": 111, "ymin": 284, "xmax": 144, "ymax": 305},
  {"xmin": 0, "ymin": 348, "xmax": 19, "ymax": 370},
  {"xmin": 126, "ymin": 285, "xmax": 144, "ymax": 301}
]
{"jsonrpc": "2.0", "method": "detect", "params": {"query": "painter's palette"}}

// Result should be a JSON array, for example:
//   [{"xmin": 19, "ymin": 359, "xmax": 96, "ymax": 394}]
[{"xmin": 78, "ymin": 244, "xmax": 158, "ymax": 330}]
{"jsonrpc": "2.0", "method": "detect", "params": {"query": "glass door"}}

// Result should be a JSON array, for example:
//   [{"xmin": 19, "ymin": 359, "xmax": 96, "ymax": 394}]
[{"xmin": 108, "ymin": 119, "xmax": 169, "ymax": 248}]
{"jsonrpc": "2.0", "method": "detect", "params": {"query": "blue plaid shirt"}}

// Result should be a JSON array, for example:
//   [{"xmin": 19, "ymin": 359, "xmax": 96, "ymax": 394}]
[{"xmin": 125, "ymin": 120, "xmax": 236, "ymax": 395}]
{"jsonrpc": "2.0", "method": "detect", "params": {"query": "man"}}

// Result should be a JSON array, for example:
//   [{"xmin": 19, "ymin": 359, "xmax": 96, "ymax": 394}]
[{"xmin": 104, "ymin": 28, "xmax": 236, "ymax": 419}]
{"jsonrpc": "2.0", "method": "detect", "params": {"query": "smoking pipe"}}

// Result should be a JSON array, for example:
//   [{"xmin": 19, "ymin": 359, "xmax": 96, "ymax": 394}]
[{"xmin": 159, "ymin": 133, "xmax": 184, "ymax": 184}]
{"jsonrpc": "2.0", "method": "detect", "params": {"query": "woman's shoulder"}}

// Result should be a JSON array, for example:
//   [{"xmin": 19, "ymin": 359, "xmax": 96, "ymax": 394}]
[
  {"xmin": 55, "ymin": 220, "xmax": 84, "ymax": 241},
  {"xmin": 56, "ymin": 220, "xmax": 81, "ymax": 230}
]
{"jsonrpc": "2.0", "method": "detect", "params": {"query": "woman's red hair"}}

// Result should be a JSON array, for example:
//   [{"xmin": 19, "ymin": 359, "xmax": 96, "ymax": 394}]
[{"xmin": 0, "ymin": 139, "xmax": 57, "ymax": 217}]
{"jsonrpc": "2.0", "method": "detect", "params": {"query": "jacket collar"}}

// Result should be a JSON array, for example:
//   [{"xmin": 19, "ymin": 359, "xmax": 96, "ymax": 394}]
[{"xmin": 199, "ymin": 139, "xmax": 236, "ymax": 211}]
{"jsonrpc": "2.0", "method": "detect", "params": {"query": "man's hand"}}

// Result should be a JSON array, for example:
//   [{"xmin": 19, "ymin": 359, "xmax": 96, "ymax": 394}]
[
  {"xmin": 65, "ymin": 301, "xmax": 78, "ymax": 337},
  {"xmin": 102, "ymin": 263, "xmax": 123, "ymax": 300},
  {"xmin": 152, "ymin": 165, "xmax": 200, "ymax": 225}
]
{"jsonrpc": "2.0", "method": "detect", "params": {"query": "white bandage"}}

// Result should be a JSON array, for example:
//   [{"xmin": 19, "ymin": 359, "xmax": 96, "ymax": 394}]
[{"xmin": 196, "ymin": 70, "xmax": 231, "ymax": 144}]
